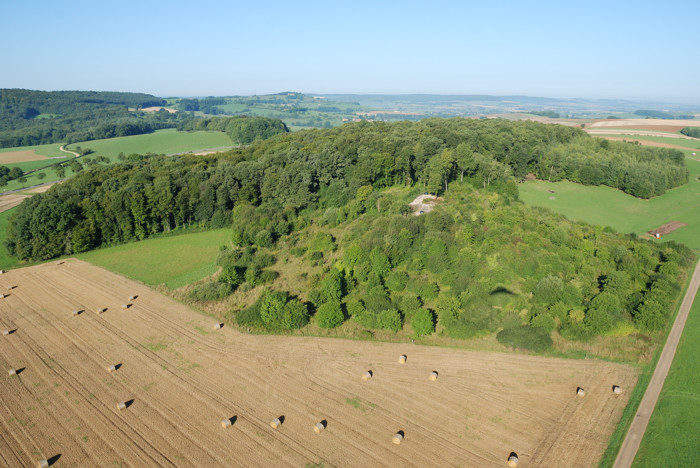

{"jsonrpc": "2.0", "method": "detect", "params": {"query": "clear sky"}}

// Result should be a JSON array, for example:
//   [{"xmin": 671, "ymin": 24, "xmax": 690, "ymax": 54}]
[{"xmin": 2, "ymin": 0, "xmax": 699, "ymax": 102}]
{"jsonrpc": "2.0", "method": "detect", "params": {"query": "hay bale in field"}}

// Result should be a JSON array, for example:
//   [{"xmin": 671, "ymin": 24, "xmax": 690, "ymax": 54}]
[
  {"xmin": 362, "ymin": 370, "xmax": 373, "ymax": 381},
  {"xmin": 429, "ymin": 371, "xmax": 438, "ymax": 381},
  {"xmin": 71, "ymin": 310, "xmax": 80, "ymax": 317},
  {"xmin": 221, "ymin": 418, "xmax": 233, "ymax": 428},
  {"xmin": 108, "ymin": 365, "xmax": 117, "ymax": 373},
  {"xmin": 577, "ymin": 387, "xmax": 585, "ymax": 397},
  {"xmin": 0, "ymin": 294, "xmax": 5, "ymax": 299},
  {"xmin": 214, "ymin": 323, "xmax": 223, "ymax": 330},
  {"xmin": 392, "ymin": 431, "xmax": 404, "ymax": 445},
  {"xmin": 314, "ymin": 420, "xmax": 327, "ymax": 433},
  {"xmin": 508, "ymin": 452, "xmax": 519, "ymax": 467},
  {"xmin": 121, "ymin": 304, "xmax": 130, "ymax": 309},
  {"xmin": 398, "ymin": 355, "xmax": 407, "ymax": 364},
  {"xmin": 0, "ymin": 270, "xmax": 5, "ymax": 274},
  {"xmin": 128, "ymin": 295, "xmax": 136, "ymax": 301},
  {"xmin": 117, "ymin": 400, "xmax": 133, "ymax": 411},
  {"xmin": 96, "ymin": 307, "xmax": 105, "ymax": 314},
  {"xmin": 37, "ymin": 460, "xmax": 49, "ymax": 468},
  {"xmin": 2, "ymin": 330, "xmax": 10, "ymax": 336},
  {"xmin": 613, "ymin": 385, "xmax": 622, "ymax": 394},
  {"xmin": 270, "ymin": 417, "xmax": 282, "ymax": 429},
  {"xmin": 6, "ymin": 285, "xmax": 14, "ymax": 290},
  {"xmin": 8, "ymin": 368, "xmax": 16, "ymax": 376}
]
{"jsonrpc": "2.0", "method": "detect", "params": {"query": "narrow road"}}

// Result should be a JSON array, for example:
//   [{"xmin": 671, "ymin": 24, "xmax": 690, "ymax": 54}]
[
  {"xmin": 59, "ymin": 145, "xmax": 80, "ymax": 157},
  {"xmin": 613, "ymin": 258, "xmax": 700, "ymax": 468}
]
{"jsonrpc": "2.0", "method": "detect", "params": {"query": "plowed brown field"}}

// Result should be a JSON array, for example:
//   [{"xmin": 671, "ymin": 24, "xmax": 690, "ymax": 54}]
[{"xmin": 0, "ymin": 260, "xmax": 638, "ymax": 467}]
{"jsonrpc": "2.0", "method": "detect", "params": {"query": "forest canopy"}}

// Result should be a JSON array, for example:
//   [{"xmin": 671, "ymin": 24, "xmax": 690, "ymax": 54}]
[{"xmin": 5, "ymin": 117, "xmax": 694, "ymax": 350}]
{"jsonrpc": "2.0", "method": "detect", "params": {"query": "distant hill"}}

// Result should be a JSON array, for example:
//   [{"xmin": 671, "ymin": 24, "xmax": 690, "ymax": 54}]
[{"xmin": 0, "ymin": 89, "xmax": 181, "ymax": 147}]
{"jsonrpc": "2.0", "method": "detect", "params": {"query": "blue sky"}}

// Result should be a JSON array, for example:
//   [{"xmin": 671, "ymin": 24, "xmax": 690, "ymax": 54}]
[{"xmin": 2, "ymin": 0, "xmax": 699, "ymax": 102}]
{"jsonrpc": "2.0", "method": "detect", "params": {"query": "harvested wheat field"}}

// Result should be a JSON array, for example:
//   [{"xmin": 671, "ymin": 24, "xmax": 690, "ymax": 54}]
[{"xmin": 0, "ymin": 260, "xmax": 638, "ymax": 467}]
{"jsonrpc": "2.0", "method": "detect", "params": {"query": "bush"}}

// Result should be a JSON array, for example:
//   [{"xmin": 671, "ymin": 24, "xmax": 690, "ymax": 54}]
[
  {"xmin": 317, "ymin": 302, "xmax": 344, "ymax": 328},
  {"xmin": 385, "ymin": 270, "xmax": 408, "ymax": 292},
  {"xmin": 188, "ymin": 281, "xmax": 233, "ymax": 302},
  {"xmin": 496, "ymin": 326, "xmax": 553, "ymax": 352},
  {"xmin": 530, "ymin": 313, "xmax": 556, "ymax": 333},
  {"xmin": 219, "ymin": 266, "xmax": 243, "ymax": 288},
  {"xmin": 258, "ymin": 270, "xmax": 279, "ymax": 284},
  {"xmin": 377, "ymin": 309, "xmax": 403, "ymax": 332},
  {"xmin": 411, "ymin": 308, "xmax": 435, "ymax": 336}
]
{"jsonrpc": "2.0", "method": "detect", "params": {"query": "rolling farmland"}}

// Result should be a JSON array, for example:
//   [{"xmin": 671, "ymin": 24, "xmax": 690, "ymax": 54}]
[{"xmin": 0, "ymin": 260, "xmax": 638, "ymax": 467}]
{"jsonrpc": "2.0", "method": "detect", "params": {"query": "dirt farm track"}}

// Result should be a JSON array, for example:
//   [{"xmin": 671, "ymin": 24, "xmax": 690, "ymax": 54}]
[{"xmin": 0, "ymin": 260, "xmax": 638, "ymax": 467}]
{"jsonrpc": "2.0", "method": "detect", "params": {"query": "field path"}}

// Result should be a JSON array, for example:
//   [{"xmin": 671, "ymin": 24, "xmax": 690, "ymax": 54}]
[
  {"xmin": 59, "ymin": 145, "xmax": 79, "ymax": 157},
  {"xmin": 613, "ymin": 258, "xmax": 700, "ymax": 468}
]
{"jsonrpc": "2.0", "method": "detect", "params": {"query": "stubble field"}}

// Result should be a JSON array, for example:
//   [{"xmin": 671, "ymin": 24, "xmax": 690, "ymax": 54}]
[{"xmin": 0, "ymin": 260, "xmax": 638, "ymax": 467}]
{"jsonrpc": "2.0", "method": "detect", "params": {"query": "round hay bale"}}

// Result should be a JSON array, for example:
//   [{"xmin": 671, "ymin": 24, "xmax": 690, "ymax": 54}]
[
  {"xmin": 392, "ymin": 433, "xmax": 404, "ymax": 445},
  {"xmin": 314, "ymin": 422, "xmax": 325, "ymax": 433},
  {"xmin": 128, "ymin": 295, "xmax": 136, "ymax": 301},
  {"xmin": 270, "ymin": 418, "xmax": 282, "ymax": 429},
  {"xmin": 117, "ymin": 401, "xmax": 127, "ymax": 411},
  {"xmin": 613, "ymin": 385, "xmax": 622, "ymax": 394},
  {"xmin": 508, "ymin": 453, "xmax": 519, "ymax": 467},
  {"xmin": 3, "ymin": 330, "xmax": 10, "ymax": 336},
  {"xmin": 8, "ymin": 369, "xmax": 16, "ymax": 376},
  {"xmin": 121, "ymin": 304, "xmax": 129, "ymax": 309},
  {"xmin": 362, "ymin": 371, "xmax": 373, "ymax": 381},
  {"xmin": 0, "ymin": 270, "xmax": 5, "ymax": 274},
  {"xmin": 221, "ymin": 418, "xmax": 232, "ymax": 429},
  {"xmin": 0, "ymin": 294, "xmax": 5, "ymax": 299},
  {"xmin": 72, "ymin": 310, "xmax": 79, "ymax": 317},
  {"xmin": 96, "ymin": 307, "xmax": 105, "ymax": 314},
  {"xmin": 398, "ymin": 355, "xmax": 407, "ymax": 364},
  {"xmin": 429, "ymin": 371, "xmax": 438, "ymax": 381},
  {"xmin": 577, "ymin": 387, "xmax": 585, "ymax": 397},
  {"xmin": 108, "ymin": 365, "xmax": 117, "ymax": 373},
  {"xmin": 6, "ymin": 285, "xmax": 13, "ymax": 290},
  {"xmin": 214, "ymin": 323, "xmax": 222, "ymax": 330},
  {"xmin": 37, "ymin": 460, "xmax": 49, "ymax": 468}
]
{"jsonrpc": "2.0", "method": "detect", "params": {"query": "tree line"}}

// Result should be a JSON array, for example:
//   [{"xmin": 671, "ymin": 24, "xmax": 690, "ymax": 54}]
[
  {"xmin": 177, "ymin": 116, "xmax": 289, "ymax": 144},
  {"xmin": 6, "ymin": 118, "xmax": 691, "ymax": 262}
]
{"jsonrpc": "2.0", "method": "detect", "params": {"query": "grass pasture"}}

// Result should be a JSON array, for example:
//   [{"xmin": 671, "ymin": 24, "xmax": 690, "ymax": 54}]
[
  {"xmin": 0, "ymin": 142, "xmax": 68, "ymax": 159},
  {"xmin": 65, "ymin": 128, "xmax": 235, "ymax": 158},
  {"xmin": 631, "ymin": 278, "xmax": 700, "ymax": 466},
  {"xmin": 77, "ymin": 229, "xmax": 231, "ymax": 289},
  {"xmin": 520, "ymin": 151, "xmax": 700, "ymax": 251},
  {"xmin": 0, "ymin": 208, "xmax": 23, "ymax": 270}
]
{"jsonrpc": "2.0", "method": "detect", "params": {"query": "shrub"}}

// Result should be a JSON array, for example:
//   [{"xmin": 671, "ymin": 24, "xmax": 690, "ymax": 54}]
[
  {"xmin": 219, "ymin": 266, "xmax": 243, "ymax": 288},
  {"xmin": 317, "ymin": 302, "xmax": 344, "ymax": 328},
  {"xmin": 530, "ymin": 313, "xmax": 556, "ymax": 333},
  {"xmin": 258, "ymin": 270, "xmax": 279, "ymax": 284},
  {"xmin": 188, "ymin": 281, "xmax": 233, "ymax": 302},
  {"xmin": 377, "ymin": 309, "xmax": 403, "ymax": 332},
  {"xmin": 385, "ymin": 270, "xmax": 408, "ymax": 292},
  {"xmin": 411, "ymin": 308, "xmax": 435, "ymax": 336},
  {"xmin": 260, "ymin": 291, "xmax": 288, "ymax": 330},
  {"xmin": 496, "ymin": 326, "xmax": 553, "ymax": 352}
]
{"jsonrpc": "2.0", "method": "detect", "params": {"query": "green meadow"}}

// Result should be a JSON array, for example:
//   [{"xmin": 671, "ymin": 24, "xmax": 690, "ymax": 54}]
[
  {"xmin": 77, "ymin": 229, "xmax": 231, "ymax": 289},
  {"xmin": 65, "ymin": 128, "xmax": 235, "ymax": 158},
  {"xmin": 0, "ymin": 208, "xmax": 23, "ymax": 270},
  {"xmin": 520, "ymin": 154, "xmax": 700, "ymax": 251},
  {"xmin": 0, "ymin": 142, "xmax": 68, "ymax": 158},
  {"xmin": 631, "ymin": 282, "xmax": 700, "ymax": 466}
]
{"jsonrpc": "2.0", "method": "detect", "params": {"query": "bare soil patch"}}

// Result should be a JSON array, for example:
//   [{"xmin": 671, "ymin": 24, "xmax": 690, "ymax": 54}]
[
  {"xmin": 647, "ymin": 221, "xmax": 687, "ymax": 237},
  {"xmin": 589, "ymin": 119, "xmax": 700, "ymax": 130},
  {"xmin": 0, "ymin": 150, "xmax": 47, "ymax": 164},
  {"xmin": 140, "ymin": 106, "xmax": 177, "ymax": 113},
  {"xmin": 594, "ymin": 137, "xmax": 695, "ymax": 151},
  {"xmin": 0, "ymin": 260, "xmax": 638, "ymax": 467},
  {"xmin": 409, "ymin": 194, "xmax": 443, "ymax": 215},
  {"xmin": 0, "ymin": 184, "xmax": 57, "ymax": 214}
]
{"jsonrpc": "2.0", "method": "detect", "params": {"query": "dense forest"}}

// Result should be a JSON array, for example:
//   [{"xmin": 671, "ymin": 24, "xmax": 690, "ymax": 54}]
[
  {"xmin": 178, "ymin": 116, "xmax": 289, "ymax": 144},
  {"xmin": 5, "ymin": 117, "xmax": 694, "ymax": 349},
  {"xmin": 6, "ymin": 118, "xmax": 689, "ymax": 260},
  {"xmin": 680, "ymin": 126, "xmax": 700, "ymax": 138},
  {"xmin": 0, "ymin": 89, "xmax": 184, "ymax": 147}
]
